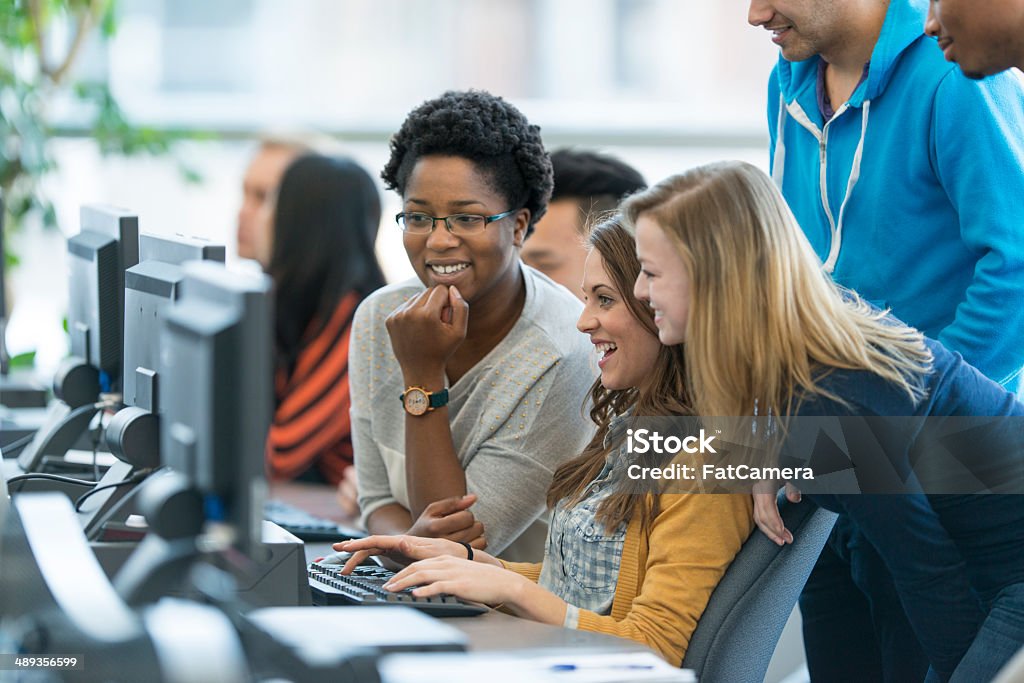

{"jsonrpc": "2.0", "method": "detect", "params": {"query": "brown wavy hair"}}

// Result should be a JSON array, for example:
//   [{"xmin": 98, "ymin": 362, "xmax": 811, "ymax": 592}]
[{"xmin": 546, "ymin": 216, "xmax": 692, "ymax": 532}]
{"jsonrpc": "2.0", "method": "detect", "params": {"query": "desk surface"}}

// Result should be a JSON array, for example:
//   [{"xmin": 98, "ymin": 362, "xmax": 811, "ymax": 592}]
[
  {"xmin": 268, "ymin": 480, "xmax": 652, "ymax": 657},
  {"xmin": 270, "ymin": 480, "xmax": 357, "ymax": 526}
]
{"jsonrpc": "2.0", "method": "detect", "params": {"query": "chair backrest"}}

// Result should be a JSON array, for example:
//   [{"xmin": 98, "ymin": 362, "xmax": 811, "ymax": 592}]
[
  {"xmin": 993, "ymin": 644, "xmax": 1024, "ymax": 683},
  {"xmin": 681, "ymin": 494, "xmax": 837, "ymax": 682}
]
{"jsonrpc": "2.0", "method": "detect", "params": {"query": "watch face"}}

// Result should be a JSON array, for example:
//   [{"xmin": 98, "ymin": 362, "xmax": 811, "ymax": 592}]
[{"xmin": 403, "ymin": 388, "xmax": 430, "ymax": 416}]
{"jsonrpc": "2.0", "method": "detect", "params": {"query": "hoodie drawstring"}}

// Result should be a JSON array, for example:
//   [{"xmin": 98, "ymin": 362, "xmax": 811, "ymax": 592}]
[{"xmin": 772, "ymin": 93, "xmax": 871, "ymax": 274}]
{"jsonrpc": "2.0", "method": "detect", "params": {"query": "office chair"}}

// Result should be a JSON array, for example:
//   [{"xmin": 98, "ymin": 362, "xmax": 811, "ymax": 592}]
[
  {"xmin": 993, "ymin": 644, "xmax": 1024, "ymax": 683},
  {"xmin": 681, "ymin": 493, "xmax": 837, "ymax": 682}
]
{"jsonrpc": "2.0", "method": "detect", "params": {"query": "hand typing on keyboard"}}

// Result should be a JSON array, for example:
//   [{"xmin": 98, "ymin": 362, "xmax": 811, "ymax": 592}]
[
  {"xmin": 382, "ymin": 554, "xmax": 533, "ymax": 611},
  {"xmin": 321, "ymin": 534, "xmax": 564, "ymax": 623},
  {"xmin": 331, "ymin": 534, "xmax": 534, "ymax": 611},
  {"xmin": 334, "ymin": 534, "xmax": 479, "ymax": 575},
  {"xmin": 307, "ymin": 560, "xmax": 488, "ymax": 617}
]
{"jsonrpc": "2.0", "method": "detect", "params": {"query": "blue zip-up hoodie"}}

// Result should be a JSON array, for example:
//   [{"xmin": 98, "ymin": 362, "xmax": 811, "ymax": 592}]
[{"xmin": 767, "ymin": 0, "xmax": 1024, "ymax": 387}]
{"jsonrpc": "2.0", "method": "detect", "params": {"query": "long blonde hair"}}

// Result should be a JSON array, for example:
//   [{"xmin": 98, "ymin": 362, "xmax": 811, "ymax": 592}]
[
  {"xmin": 547, "ymin": 217, "xmax": 691, "ymax": 532},
  {"xmin": 622, "ymin": 161, "xmax": 932, "ymax": 418}
]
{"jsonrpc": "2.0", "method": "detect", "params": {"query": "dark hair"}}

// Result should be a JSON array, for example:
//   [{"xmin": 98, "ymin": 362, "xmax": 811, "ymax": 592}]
[
  {"xmin": 550, "ymin": 148, "xmax": 647, "ymax": 223},
  {"xmin": 268, "ymin": 154, "xmax": 386, "ymax": 374},
  {"xmin": 381, "ymin": 90, "xmax": 553, "ymax": 236},
  {"xmin": 546, "ymin": 217, "xmax": 690, "ymax": 532}
]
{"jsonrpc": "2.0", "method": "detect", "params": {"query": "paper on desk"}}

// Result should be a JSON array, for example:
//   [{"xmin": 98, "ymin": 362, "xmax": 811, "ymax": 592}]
[
  {"xmin": 64, "ymin": 449, "xmax": 119, "ymax": 467},
  {"xmin": 378, "ymin": 651, "xmax": 696, "ymax": 683}
]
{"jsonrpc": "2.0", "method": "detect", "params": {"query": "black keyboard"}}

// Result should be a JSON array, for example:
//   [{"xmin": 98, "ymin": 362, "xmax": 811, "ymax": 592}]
[
  {"xmin": 308, "ymin": 562, "xmax": 488, "ymax": 618},
  {"xmin": 264, "ymin": 499, "xmax": 366, "ymax": 542}
]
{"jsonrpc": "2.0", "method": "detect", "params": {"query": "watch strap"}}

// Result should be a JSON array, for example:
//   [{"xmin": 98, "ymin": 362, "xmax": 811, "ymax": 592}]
[{"xmin": 428, "ymin": 388, "xmax": 449, "ymax": 409}]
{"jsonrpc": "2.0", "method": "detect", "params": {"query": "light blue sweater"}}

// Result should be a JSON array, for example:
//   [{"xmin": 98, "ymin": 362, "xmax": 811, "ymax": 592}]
[{"xmin": 767, "ymin": 0, "xmax": 1024, "ymax": 387}]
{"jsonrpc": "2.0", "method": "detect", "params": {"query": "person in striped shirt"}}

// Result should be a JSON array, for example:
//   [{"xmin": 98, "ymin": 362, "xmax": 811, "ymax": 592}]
[{"xmin": 260, "ymin": 154, "xmax": 386, "ymax": 495}]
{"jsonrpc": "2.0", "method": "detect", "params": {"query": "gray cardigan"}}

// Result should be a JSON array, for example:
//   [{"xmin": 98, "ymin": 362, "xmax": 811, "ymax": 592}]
[{"xmin": 351, "ymin": 265, "xmax": 597, "ymax": 561}]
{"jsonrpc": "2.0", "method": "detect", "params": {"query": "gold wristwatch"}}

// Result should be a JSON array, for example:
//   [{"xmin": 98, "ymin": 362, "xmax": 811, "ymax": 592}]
[{"xmin": 400, "ymin": 386, "xmax": 449, "ymax": 416}]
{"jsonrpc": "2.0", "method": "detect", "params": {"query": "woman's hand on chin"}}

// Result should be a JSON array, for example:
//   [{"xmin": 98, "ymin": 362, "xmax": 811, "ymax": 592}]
[{"xmin": 386, "ymin": 285, "xmax": 469, "ymax": 379}]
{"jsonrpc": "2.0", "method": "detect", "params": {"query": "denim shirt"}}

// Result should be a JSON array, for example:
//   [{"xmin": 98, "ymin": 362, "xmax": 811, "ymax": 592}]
[{"xmin": 538, "ymin": 418, "xmax": 630, "ymax": 628}]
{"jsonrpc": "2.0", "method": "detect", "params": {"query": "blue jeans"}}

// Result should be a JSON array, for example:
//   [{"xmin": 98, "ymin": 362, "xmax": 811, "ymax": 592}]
[
  {"xmin": 800, "ymin": 516, "xmax": 929, "ymax": 682},
  {"xmin": 807, "ymin": 494, "xmax": 986, "ymax": 681},
  {"xmin": 951, "ymin": 583, "xmax": 1024, "ymax": 682}
]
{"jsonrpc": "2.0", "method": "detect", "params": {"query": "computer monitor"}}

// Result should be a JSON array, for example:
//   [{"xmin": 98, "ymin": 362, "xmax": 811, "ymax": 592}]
[
  {"xmin": 75, "ymin": 235, "xmax": 226, "ymax": 539},
  {"xmin": 122, "ymin": 233, "xmax": 225, "ymax": 413},
  {"xmin": 66, "ymin": 205, "xmax": 140, "ymax": 394},
  {"xmin": 158, "ymin": 261, "xmax": 273, "ymax": 557},
  {"xmin": 7, "ymin": 206, "xmax": 139, "ymax": 476}
]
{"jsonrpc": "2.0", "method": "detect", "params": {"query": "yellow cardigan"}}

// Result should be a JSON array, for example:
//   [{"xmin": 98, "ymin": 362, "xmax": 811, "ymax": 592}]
[{"xmin": 501, "ymin": 493, "xmax": 754, "ymax": 665}]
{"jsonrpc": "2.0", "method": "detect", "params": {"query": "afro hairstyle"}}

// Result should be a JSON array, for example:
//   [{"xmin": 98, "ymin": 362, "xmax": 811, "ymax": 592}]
[{"xmin": 382, "ymin": 90, "xmax": 553, "ymax": 236}]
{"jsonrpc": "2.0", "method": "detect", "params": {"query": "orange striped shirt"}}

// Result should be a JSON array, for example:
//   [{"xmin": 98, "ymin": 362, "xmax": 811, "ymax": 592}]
[{"xmin": 266, "ymin": 293, "xmax": 359, "ymax": 485}]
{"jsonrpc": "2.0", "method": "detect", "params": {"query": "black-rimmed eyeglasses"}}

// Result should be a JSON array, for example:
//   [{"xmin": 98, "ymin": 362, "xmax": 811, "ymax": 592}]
[{"xmin": 395, "ymin": 209, "xmax": 517, "ymax": 236}]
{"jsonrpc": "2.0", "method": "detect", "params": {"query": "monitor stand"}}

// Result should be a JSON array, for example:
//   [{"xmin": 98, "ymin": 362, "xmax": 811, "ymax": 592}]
[
  {"xmin": 87, "ymin": 470, "xmax": 310, "ymax": 608},
  {"xmin": 4, "ymin": 493, "xmax": 253, "ymax": 682}
]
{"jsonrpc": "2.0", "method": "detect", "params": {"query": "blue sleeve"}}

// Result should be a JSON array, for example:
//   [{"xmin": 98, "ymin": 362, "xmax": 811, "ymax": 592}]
[
  {"xmin": 767, "ymin": 68, "xmax": 781, "ymax": 173},
  {"xmin": 930, "ymin": 69, "xmax": 1024, "ymax": 386}
]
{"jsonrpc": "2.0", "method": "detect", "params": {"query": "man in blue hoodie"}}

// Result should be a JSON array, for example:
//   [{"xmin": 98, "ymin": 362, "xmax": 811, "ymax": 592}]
[
  {"xmin": 753, "ymin": 0, "xmax": 1024, "ymax": 389},
  {"xmin": 749, "ymin": 0, "xmax": 1024, "ymax": 680}
]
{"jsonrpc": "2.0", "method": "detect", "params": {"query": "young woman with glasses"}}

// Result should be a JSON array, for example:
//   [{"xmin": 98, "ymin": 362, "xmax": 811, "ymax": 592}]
[{"xmin": 349, "ymin": 90, "xmax": 596, "ymax": 561}]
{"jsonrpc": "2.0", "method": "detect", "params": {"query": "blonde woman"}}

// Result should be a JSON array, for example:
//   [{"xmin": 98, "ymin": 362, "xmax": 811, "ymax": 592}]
[
  {"xmin": 625, "ymin": 160, "xmax": 1024, "ymax": 683},
  {"xmin": 336, "ymin": 219, "xmax": 753, "ymax": 665}
]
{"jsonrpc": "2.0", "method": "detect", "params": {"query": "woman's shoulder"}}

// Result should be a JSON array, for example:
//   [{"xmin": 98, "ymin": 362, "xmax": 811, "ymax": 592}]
[
  {"xmin": 354, "ymin": 278, "xmax": 424, "ymax": 323},
  {"xmin": 801, "ymin": 367, "xmax": 898, "ymax": 415},
  {"xmin": 655, "ymin": 492, "xmax": 754, "ymax": 519},
  {"xmin": 922, "ymin": 337, "xmax": 1024, "ymax": 417},
  {"xmin": 520, "ymin": 265, "xmax": 591, "ymax": 359},
  {"xmin": 805, "ymin": 337, "xmax": 1023, "ymax": 418},
  {"xmin": 643, "ymin": 493, "xmax": 755, "ymax": 556},
  {"xmin": 522, "ymin": 265, "xmax": 583, "ymax": 320}
]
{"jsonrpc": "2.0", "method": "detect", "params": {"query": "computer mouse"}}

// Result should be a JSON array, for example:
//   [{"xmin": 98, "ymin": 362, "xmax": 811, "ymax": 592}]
[
  {"xmin": 317, "ymin": 551, "xmax": 353, "ymax": 565},
  {"xmin": 316, "ymin": 551, "xmax": 383, "ymax": 568}
]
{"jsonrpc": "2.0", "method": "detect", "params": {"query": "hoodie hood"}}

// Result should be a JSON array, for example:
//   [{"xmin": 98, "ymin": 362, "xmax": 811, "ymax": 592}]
[
  {"xmin": 766, "ymin": 0, "xmax": 1024, "ymax": 387},
  {"xmin": 776, "ymin": 0, "xmax": 929, "ymax": 107}
]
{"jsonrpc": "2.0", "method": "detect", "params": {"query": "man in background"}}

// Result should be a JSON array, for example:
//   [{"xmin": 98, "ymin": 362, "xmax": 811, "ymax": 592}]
[
  {"xmin": 925, "ymin": 0, "xmax": 1024, "ymax": 78},
  {"xmin": 236, "ymin": 133, "xmax": 323, "ymax": 262},
  {"xmin": 521, "ymin": 148, "xmax": 645, "ymax": 298},
  {"xmin": 925, "ymin": 0, "xmax": 1024, "ymax": 398}
]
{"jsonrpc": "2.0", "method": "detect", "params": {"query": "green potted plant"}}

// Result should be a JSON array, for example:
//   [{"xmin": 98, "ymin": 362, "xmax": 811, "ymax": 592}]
[{"xmin": 0, "ymin": 0, "xmax": 199, "ymax": 376}]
